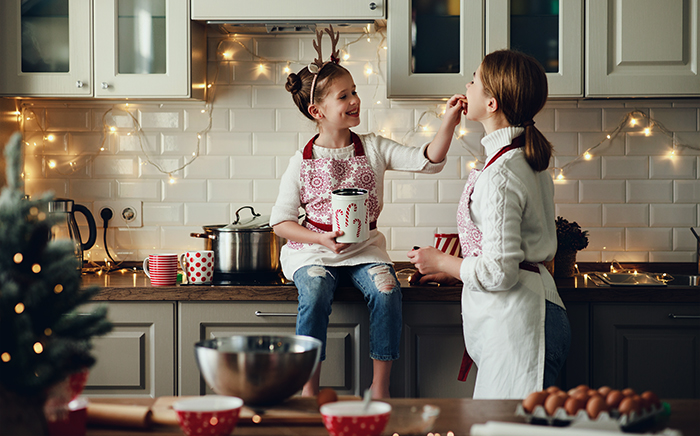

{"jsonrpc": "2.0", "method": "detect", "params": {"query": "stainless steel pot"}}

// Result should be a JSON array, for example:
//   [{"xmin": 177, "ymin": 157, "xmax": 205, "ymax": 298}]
[{"xmin": 190, "ymin": 206, "xmax": 283, "ymax": 274}]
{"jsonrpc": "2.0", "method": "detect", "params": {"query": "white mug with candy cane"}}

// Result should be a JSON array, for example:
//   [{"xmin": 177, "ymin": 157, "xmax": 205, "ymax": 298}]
[{"xmin": 331, "ymin": 188, "xmax": 369, "ymax": 243}]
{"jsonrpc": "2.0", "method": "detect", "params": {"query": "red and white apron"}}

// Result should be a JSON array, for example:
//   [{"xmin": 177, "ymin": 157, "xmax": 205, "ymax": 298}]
[
  {"xmin": 287, "ymin": 132, "xmax": 380, "ymax": 249},
  {"xmin": 456, "ymin": 135, "xmax": 546, "ymax": 398}
]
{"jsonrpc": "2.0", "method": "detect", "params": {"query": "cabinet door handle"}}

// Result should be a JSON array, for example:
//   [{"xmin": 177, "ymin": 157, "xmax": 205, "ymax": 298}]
[
  {"xmin": 254, "ymin": 311, "xmax": 297, "ymax": 317},
  {"xmin": 668, "ymin": 313, "xmax": 700, "ymax": 319},
  {"xmin": 369, "ymin": 2, "xmax": 377, "ymax": 10},
  {"xmin": 101, "ymin": 82, "xmax": 110, "ymax": 89},
  {"xmin": 76, "ymin": 81, "xmax": 84, "ymax": 88}
]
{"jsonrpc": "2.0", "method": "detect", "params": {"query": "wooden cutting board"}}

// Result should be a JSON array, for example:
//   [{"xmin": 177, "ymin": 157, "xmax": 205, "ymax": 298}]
[{"xmin": 151, "ymin": 395, "xmax": 361, "ymax": 426}]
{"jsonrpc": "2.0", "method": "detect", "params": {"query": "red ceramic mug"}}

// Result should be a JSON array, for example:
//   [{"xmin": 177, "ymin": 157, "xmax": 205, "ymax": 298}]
[{"xmin": 143, "ymin": 253, "xmax": 178, "ymax": 286}]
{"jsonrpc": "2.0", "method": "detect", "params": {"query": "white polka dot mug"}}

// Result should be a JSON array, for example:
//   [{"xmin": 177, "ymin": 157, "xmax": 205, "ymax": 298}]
[{"xmin": 180, "ymin": 251, "xmax": 214, "ymax": 285}]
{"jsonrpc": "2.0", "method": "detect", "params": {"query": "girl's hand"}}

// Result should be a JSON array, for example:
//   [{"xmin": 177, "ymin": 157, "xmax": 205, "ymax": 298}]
[
  {"xmin": 444, "ymin": 94, "xmax": 467, "ymax": 127},
  {"xmin": 318, "ymin": 231, "xmax": 351, "ymax": 254}
]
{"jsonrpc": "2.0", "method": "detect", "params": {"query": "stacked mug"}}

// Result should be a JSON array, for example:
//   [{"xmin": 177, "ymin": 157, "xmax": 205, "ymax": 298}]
[{"xmin": 143, "ymin": 254, "xmax": 179, "ymax": 286}]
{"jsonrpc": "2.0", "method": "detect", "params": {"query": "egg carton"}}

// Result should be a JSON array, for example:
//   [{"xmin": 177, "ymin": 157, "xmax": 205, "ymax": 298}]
[{"xmin": 515, "ymin": 402, "xmax": 670, "ymax": 431}]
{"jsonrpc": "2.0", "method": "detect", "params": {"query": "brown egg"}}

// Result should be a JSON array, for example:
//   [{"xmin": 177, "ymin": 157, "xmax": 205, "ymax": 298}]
[
  {"xmin": 622, "ymin": 387, "xmax": 637, "ymax": 397},
  {"xmin": 564, "ymin": 397, "xmax": 586, "ymax": 416},
  {"xmin": 586, "ymin": 395, "xmax": 607, "ymax": 419},
  {"xmin": 641, "ymin": 391, "xmax": 661, "ymax": 409},
  {"xmin": 587, "ymin": 389, "xmax": 602, "ymax": 398},
  {"xmin": 576, "ymin": 384, "xmax": 590, "ymax": 392},
  {"xmin": 316, "ymin": 388, "xmax": 338, "ymax": 408},
  {"xmin": 544, "ymin": 392, "xmax": 567, "ymax": 416},
  {"xmin": 598, "ymin": 386, "xmax": 612, "ymax": 397},
  {"xmin": 618, "ymin": 396, "xmax": 641, "ymax": 416},
  {"xmin": 546, "ymin": 386, "xmax": 562, "ymax": 394},
  {"xmin": 606, "ymin": 390, "xmax": 624, "ymax": 409},
  {"xmin": 522, "ymin": 391, "xmax": 549, "ymax": 413},
  {"xmin": 571, "ymin": 389, "xmax": 590, "ymax": 403}
]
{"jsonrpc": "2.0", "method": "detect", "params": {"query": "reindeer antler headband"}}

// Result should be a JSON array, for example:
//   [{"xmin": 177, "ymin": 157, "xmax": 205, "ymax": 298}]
[{"xmin": 309, "ymin": 25, "xmax": 341, "ymax": 105}]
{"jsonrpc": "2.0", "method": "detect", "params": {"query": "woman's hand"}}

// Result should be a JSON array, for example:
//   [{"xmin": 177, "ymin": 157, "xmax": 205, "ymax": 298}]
[
  {"xmin": 407, "ymin": 246, "xmax": 463, "ymax": 282},
  {"xmin": 318, "ymin": 231, "xmax": 351, "ymax": 254},
  {"xmin": 444, "ymin": 94, "xmax": 467, "ymax": 128},
  {"xmin": 409, "ymin": 271, "xmax": 462, "ymax": 286}
]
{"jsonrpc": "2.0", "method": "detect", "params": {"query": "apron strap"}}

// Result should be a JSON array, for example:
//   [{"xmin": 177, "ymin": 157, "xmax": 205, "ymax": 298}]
[{"xmin": 302, "ymin": 131, "xmax": 364, "ymax": 159}]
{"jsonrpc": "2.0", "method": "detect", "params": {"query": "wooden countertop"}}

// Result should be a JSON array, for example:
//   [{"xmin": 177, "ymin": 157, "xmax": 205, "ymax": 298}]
[
  {"xmin": 84, "ymin": 269, "xmax": 700, "ymax": 303},
  {"xmin": 84, "ymin": 397, "xmax": 700, "ymax": 436}
]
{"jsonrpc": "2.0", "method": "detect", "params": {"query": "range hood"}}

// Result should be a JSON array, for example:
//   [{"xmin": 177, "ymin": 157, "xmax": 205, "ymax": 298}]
[{"xmin": 208, "ymin": 21, "xmax": 379, "ymax": 35}]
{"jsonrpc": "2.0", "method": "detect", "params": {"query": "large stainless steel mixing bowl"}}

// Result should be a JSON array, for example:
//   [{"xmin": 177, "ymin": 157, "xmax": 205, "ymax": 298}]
[{"xmin": 195, "ymin": 335, "xmax": 322, "ymax": 406}]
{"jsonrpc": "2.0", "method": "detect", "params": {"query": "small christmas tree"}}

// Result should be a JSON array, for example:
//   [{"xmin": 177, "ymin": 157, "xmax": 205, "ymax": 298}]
[{"xmin": 0, "ymin": 133, "xmax": 112, "ymax": 435}]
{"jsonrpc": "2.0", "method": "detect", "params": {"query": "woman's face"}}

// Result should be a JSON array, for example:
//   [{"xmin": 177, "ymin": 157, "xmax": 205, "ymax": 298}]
[
  {"xmin": 465, "ymin": 65, "xmax": 492, "ymax": 123},
  {"xmin": 315, "ymin": 73, "xmax": 361, "ymax": 130}
]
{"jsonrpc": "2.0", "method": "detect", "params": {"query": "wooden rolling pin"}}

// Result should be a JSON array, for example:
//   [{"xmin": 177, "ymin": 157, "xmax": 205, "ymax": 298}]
[{"xmin": 86, "ymin": 403, "xmax": 154, "ymax": 429}]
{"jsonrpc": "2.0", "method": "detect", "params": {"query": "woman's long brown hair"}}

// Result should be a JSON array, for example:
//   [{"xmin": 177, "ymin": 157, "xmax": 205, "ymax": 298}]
[{"xmin": 479, "ymin": 50, "xmax": 552, "ymax": 172}]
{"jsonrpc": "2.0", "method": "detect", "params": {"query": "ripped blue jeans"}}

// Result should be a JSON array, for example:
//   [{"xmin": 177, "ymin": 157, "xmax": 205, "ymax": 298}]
[{"xmin": 292, "ymin": 263, "xmax": 402, "ymax": 362}]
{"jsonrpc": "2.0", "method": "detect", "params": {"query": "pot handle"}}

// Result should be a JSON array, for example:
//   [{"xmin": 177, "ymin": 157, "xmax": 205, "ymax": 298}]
[
  {"xmin": 190, "ymin": 232, "xmax": 214, "ymax": 239},
  {"xmin": 233, "ymin": 205, "xmax": 260, "ymax": 225}
]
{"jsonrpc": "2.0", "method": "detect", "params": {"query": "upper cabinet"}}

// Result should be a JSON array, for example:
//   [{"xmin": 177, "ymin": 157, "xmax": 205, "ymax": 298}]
[
  {"xmin": 586, "ymin": 0, "xmax": 700, "ymax": 97},
  {"xmin": 0, "ymin": 0, "xmax": 206, "ymax": 99},
  {"xmin": 191, "ymin": 0, "xmax": 385, "ymax": 20},
  {"xmin": 389, "ymin": 0, "xmax": 699, "ymax": 99}
]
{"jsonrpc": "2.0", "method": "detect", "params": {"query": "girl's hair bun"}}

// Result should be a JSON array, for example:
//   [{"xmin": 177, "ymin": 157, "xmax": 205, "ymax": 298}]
[{"xmin": 285, "ymin": 73, "xmax": 302, "ymax": 94}]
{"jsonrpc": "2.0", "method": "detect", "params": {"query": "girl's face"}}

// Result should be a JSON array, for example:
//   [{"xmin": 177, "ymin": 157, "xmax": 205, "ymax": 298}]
[
  {"xmin": 465, "ymin": 65, "xmax": 492, "ymax": 123},
  {"xmin": 314, "ymin": 73, "xmax": 361, "ymax": 130}
]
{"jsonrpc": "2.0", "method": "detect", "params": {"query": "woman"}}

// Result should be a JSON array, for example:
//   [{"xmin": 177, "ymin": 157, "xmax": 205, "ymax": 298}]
[{"xmin": 408, "ymin": 49, "xmax": 571, "ymax": 399}]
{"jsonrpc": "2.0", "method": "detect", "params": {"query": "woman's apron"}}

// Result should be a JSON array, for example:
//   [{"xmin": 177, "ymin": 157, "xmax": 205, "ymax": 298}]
[
  {"xmin": 286, "ymin": 131, "xmax": 380, "ymax": 249},
  {"xmin": 456, "ymin": 135, "xmax": 546, "ymax": 399}
]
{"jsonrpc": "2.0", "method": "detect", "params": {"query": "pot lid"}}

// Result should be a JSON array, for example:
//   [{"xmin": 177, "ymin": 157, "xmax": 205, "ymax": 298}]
[{"xmin": 222, "ymin": 206, "xmax": 271, "ymax": 230}]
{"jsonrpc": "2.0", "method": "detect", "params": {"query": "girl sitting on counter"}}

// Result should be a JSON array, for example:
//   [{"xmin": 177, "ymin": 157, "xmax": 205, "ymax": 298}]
[
  {"xmin": 269, "ymin": 26, "xmax": 464, "ymax": 399},
  {"xmin": 408, "ymin": 49, "xmax": 571, "ymax": 399}
]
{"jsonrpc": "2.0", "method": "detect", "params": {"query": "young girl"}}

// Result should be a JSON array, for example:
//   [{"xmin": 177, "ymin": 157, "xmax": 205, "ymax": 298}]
[
  {"xmin": 269, "ymin": 27, "xmax": 464, "ymax": 399},
  {"xmin": 408, "ymin": 49, "xmax": 571, "ymax": 399}
]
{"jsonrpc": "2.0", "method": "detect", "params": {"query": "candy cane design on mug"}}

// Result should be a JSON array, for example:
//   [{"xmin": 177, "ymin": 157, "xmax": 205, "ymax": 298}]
[{"xmin": 331, "ymin": 188, "xmax": 369, "ymax": 243}]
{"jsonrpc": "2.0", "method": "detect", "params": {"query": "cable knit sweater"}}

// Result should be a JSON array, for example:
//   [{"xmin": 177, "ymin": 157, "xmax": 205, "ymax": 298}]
[
  {"xmin": 270, "ymin": 132, "xmax": 446, "ymax": 279},
  {"xmin": 459, "ymin": 127, "xmax": 563, "ymax": 307}
]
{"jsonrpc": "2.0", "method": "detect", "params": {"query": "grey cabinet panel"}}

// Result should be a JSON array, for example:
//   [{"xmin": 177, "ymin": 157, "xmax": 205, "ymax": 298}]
[
  {"xmin": 83, "ymin": 302, "xmax": 176, "ymax": 397},
  {"xmin": 560, "ymin": 302, "xmax": 590, "ymax": 390},
  {"xmin": 394, "ymin": 303, "xmax": 476, "ymax": 398},
  {"xmin": 592, "ymin": 303, "xmax": 700, "ymax": 398},
  {"xmin": 178, "ymin": 302, "xmax": 371, "ymax": 397}
]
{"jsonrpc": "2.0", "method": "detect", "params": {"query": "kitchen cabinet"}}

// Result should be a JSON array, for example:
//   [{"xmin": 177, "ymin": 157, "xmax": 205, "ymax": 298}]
[
  {"xmin": 0, "ymin": 0, "xmax": 206, "ymax": 98},
  {"xmin": 586, "ymin": 0, "xmax": 700, "ymax": 97},
  {"xmin": 392, "ymin": 303, "xmax": 477, "ymax": 398},
  {"xmin": 591, "ymin": 303, "xmax": 700, "ymax": 398},
  {"xmin": 82, "ymin": 302, "xmax": 176, "ymax": 397},
  {"xmin": 178, "ymin": 301, "xmax": 373, "ymax": 397},
  {"xmin": 191, "ymin": 0, "xmax": 384, "ymax": 21},
  {"xmin": 388, "ymin": 0, "xmax": 582, "ymax": 99}
]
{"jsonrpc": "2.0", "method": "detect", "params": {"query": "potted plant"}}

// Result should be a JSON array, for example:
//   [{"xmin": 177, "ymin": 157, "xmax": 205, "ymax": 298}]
[{"xmin": 553, "ymin": 216, "xmax": 589, "ymax": 278}]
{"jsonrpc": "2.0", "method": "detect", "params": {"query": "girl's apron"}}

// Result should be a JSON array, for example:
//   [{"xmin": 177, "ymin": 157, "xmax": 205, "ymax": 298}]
[
  {"xmin": 456, "ymin": 135, "xmax": 546, "ymax": 398},
  {"xmin": 287, "ymin": 132, "xmax": 380, "ymax": 249}
]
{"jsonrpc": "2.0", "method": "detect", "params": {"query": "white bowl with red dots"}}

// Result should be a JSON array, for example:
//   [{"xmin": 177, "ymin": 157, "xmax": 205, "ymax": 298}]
[
  {"xmin": 172, "ymin": 395, "xmax": 243, "ymax": 436},
  {"xmin": 320, "ymin": 400, "xmax": 392, "ymax": 436}
]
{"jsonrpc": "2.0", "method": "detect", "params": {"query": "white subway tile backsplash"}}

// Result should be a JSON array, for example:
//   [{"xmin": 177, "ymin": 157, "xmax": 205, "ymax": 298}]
[
  {"xmin": 184, "ymin": 203, "xmax": 230, "ymax": 226},
  {"xmin": 231, "ymin": 156, "xmax": 276, "ymax": 178},
  {"xmin": 650, "ymin": 108, "xmax": 698, "ymax": 132},
  {"xmin": 415, "ymin": 203, "xmax": 459, "ymax": 226},
  {"xmin": 377, "ymin": 203, "xmax": 415, "ymax": 227},
  {"xmin": 117, "ymin": 180, "xmax": 160, "ymax": 200},
  {"xmin": 138, "ymin": 110, "xmax": 181, "ymax": 129},
  {"xmin": 207, "ymin": 180, "xmax": 253, "ymax": 202},
  {"xmin": 603, "ymin": 204, "xmax": 649, "ymax": 227},
  {"xmin": 674, "ymin": 180, "xmax": 700, "ymax": 202},
  {"xmin": 650, "ymin": 156, "xmax": 697, "ymax": 179},
  {"xmin": 556, "ymin": 109, "xmax": 601, "ymax": 132},
  {"xmin": 393, "ymin": 180, "xmax": 438, "ymax": 203},
  {"xmin": 602, "ymin": 156, "xmax": 649, "ymax": 179},
  {"xmin": 183, "ymin": 156, "xmax": 229, "ymax": 179},
  {"xmin": 230, "ymin": 109, "xmax": 276, "ymax": 132},
  {"xmin": 161, "ymin": 180, "xmax": 207, "ymax": 202},
  {"xmin": 252, "ymin": 132, "xmax": 299, "ymax": 156},
  {"xmin": 556, "ymin": 204, "xmax": 602, "ymax": 227},
  {"xmin": 586, "ymin": 228, "xmax": 624, "ymax": 251},
  {"xmin": 650, "ymin": 204, "xmax": 696, "ymax": 227},
  {"xmin": 253, "ymin": 179, "xmax": 281, "ymax": 203},
  {"xmin": 626, "ymin": 228, "xmax": 672, "ymax": 251},
  {"xmin": 553, "ymin": 180, "xmax": 578, "ymax": 203},
  {"xmin": 579, "ymin": 180, "xmax": 625, "ymax": 203},
  {"xmin": 626, "ymin": 180, "xmax": 673, "ymax": 203},
  {"xmin": 71, "ymin": 180, "xmax": 113, "ymax": 200},
  {"xmin": 21, "ymin": 35, "xmax": 700, "ymax": 259},
  {"xmin": 47, "ymin": 109, "xmax": 90, "ymax": 131},
  {"xmin": 143, "ymin": 203, "xmax": 184, "ymax": 226}
]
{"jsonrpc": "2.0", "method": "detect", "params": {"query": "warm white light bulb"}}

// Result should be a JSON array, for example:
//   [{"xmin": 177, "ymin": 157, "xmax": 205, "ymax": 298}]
[
  {"xmin": 46, "ymin": 134, "xmax": 55, "ymax": 141},
  {"xmin": 630, "ymin": 118, "xmax": 638, "ymax": 126},
  {"xmin": 109, "ymin": 126, "xmax": 116, "ymax": 132},
  {"xmin": 643, "ymin": 127, "xmax": 651, "ymax": 136},
  {"xmin": 584, "ymin": 152, "xmax": 592, "ymax": 160},
  {"xmin": 48, "ymin": 160, "xmax": 56, "ymax": 169}
]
